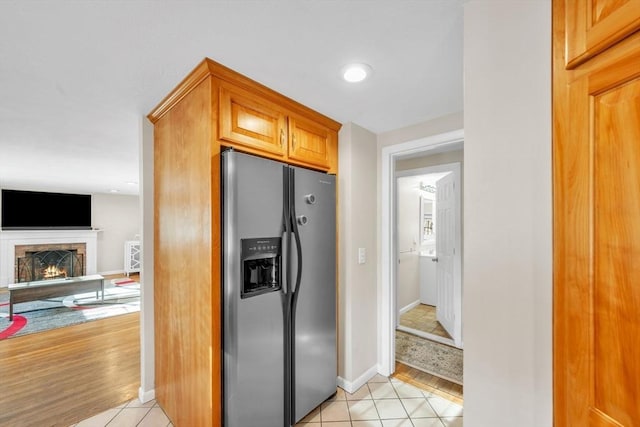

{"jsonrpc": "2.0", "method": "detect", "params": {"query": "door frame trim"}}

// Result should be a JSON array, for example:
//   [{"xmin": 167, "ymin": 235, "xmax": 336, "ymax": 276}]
[{"xmin": 379, "ymin": 129, "xmax": 464, "ymax": 376}]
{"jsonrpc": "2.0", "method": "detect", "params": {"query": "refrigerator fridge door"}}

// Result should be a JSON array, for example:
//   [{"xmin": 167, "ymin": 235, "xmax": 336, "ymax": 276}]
[
  {"xmin": 223, "ymin": 151, "xmax": 287, "ymax": 427},
  {"xmin": 290, "ymin": 166, "xmax": 337, "ymax": 423}
]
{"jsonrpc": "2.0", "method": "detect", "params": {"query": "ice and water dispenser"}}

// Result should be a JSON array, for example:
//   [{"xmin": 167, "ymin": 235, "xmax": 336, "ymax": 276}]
[{"xmin": 240, "ymin": 237, "xmax": 282, "ymax": 298}]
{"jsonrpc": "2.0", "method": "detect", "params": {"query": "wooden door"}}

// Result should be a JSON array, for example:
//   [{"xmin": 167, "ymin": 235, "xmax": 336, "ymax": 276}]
[
  {"xmin": 288, "ymin": 115, "xmax": 332, "ymax": 170},
  {"xmin": 553, "ymin": 1, "xmax": 640, "ymax": 425}
]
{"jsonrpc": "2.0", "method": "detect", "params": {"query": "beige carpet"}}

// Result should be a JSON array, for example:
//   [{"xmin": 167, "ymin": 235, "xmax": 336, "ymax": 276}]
[{"xmin": 395, "ymin": 330, "xmax": 463, "ymax": 385}]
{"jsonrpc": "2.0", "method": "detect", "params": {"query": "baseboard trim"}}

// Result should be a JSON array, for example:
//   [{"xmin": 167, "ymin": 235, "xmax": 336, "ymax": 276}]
[
  {"xmin": 337, "ymin": 365, "xmax": 378, "ymax": 394},
  {"xmin": 99, "ymin": 269, "xmax": 126, "ymax": 276},
  {"xmin": 399, "ymin": 300, "xmax": 421, "ymax": 315},
  {"xmin": 138, "ymin": 387, "xmax": 155, "ymax": 403}
]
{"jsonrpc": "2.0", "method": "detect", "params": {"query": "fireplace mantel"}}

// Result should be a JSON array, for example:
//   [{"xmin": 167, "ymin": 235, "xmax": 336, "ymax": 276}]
[{"xmin": 0, "ymin": 230, "xmax": 99, "ymax": 287}]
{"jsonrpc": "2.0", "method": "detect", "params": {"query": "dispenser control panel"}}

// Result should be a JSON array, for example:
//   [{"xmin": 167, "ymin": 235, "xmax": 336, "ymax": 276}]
[{"xmin": 240, "ymin": 237, "xmax": 282, "ymax": 299}]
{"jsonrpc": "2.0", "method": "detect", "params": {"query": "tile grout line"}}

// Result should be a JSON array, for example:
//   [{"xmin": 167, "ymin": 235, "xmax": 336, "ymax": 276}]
[
  {"xmin": 365, "ymin": 382, "xmax": 380, "ymax": 426},
  {"xmin": 393, "ymin": 375, "xmax": 450, "ymax": 427},
  {"xmin": 370, "ymin": 378, "xmax": 405, "ymax": 426},
  {"xmin": 103, "ymin": 405, "xmax": 125, "ymax": 427},
  {"xmin": 134, "ymin": 405, "xmax": 155, "ymax": 426},
  {"xmin": 389, "ymin": 378, "xmax": 418, "ymax": 427}
]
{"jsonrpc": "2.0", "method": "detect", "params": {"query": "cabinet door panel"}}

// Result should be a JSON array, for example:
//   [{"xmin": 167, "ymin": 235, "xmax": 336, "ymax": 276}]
[
  {"xmin": 554, "ymin": 19, "xmax": 640, "ymax": 425},
  {"xmin": 592, "ymin": 75, "xmax": 640, "ymax": 426},
  {"xmin": 564, "ymin": 0, "xmax": 640, "ymax": 68},
  {"xmin": 219, "ymin": 85, "xmax": 287, "ymax": 157},
  {"xmin": 288, "ymin": 116, "xmax": 332, "ymax": 170}
]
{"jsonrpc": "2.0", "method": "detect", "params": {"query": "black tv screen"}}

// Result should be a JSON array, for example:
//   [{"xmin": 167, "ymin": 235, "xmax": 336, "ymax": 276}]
[{"xmin": 1, "ymin": 189, "xmax": 92, "ymax": 230}]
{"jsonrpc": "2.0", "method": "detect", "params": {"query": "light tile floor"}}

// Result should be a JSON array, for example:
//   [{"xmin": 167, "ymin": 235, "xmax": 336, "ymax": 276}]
[
  {"xmin": 70, "ymin": 397, "xmax": 172, "ymax": 427},
  {"xmin": 71, "ymin": 374, "xmax": 462, "ymax": 427},
  {"xmin": 296, "ymin": 374, "xmax": 462, "ymax": 427}
]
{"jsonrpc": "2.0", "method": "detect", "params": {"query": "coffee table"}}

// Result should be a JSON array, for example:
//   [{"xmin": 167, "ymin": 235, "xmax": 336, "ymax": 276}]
[{"xmin": 8, "ymin": 274, "xmax": 105, "ymax": 321}]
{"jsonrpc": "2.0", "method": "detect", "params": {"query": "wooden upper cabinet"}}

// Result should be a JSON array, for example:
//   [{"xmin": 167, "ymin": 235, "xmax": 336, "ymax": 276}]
[
  {"xmin": 150, "ymin": 59, "xmax": 340, "ymax": 173},
  {"xmin": 564, "ymin": 0, "xmax": 640, "ymax": 68},
  {"xmin": 219, "ymin": 83, "xmax": 288, "ymax": 157},
  {"xmin": 288, "ymin": 115, "xmax": 333, "ymax": 170},
  {"xmin": 218, "ymin": 80, "xmax": 336, "ymax": 171}
]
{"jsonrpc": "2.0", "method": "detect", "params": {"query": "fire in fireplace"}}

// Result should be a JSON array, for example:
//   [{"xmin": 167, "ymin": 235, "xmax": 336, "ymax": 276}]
[{"xmin": 16, "ymin": 249, "xmax": 84, "ymax": 282}]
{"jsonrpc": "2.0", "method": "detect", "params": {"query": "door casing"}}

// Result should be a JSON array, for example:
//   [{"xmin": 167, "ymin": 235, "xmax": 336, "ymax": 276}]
[{"xmin": 379, "ymin": 129, "xmax": 464, "ymax": 376}]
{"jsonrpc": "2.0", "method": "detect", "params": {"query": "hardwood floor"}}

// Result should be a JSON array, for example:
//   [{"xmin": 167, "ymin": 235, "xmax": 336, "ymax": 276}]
[
  {"xmin": 0, "ymin": 274, "xmax": 140, "ymax": 427},
  {"xmin": 399, "ymin": 304, "xmax": 452, "ymax": 340},
  {"xmin": 392, "ymin": 361, "xmax": 463, "ymax": 405}
]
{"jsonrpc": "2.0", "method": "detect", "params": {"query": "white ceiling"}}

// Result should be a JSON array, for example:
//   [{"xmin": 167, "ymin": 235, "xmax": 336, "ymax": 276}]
[{"xmin": 0, "ymin": 1, "xmax": 463, "ymax": 196}]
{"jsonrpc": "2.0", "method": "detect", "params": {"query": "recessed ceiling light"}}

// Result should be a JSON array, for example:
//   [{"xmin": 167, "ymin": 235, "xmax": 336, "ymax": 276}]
[
  {"xmin": 126, "ymin": 181, "xmax": 138, "ymax": 186},
  {"xmin": 109, "ymin": 189, "xmax": 119, "ymax": 193},
  {"xmin": 342, "ymin": 63, "xmax": 372, "ymax": 83}
]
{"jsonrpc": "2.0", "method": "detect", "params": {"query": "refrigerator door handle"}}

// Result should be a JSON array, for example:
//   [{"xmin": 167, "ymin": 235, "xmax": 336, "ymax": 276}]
[
  {"xmin": 282, "ymin": 165, "xmax": 291, "ymax": 296},
  {"xmin": 291, "ymin": 219, "xmax": 303, "ymax": 297},
  {"xmin": 289, "ymin": 169, "xmax": 303, "ymax": 299}
]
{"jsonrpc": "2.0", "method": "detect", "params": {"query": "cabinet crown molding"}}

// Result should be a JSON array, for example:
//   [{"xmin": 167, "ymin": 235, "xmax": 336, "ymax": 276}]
[{"xmin": 147, "ymin": 57, "xmax": 341, "ymax": 131}]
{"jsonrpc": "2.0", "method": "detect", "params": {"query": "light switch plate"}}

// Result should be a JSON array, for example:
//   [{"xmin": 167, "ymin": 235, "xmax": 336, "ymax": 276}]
[{"xmin": 358, "ymin": 247, "xmax": 366, "ymax": 264}]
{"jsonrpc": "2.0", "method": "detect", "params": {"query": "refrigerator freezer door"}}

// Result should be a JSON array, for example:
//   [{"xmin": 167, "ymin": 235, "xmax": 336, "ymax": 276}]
[
  {"xmin": 223, "ymin": 151, "xmax": 287, "ymax": 427},
  {"xmin": 291, "ymin": 167, "xmax": 337, "ymax": 422}
]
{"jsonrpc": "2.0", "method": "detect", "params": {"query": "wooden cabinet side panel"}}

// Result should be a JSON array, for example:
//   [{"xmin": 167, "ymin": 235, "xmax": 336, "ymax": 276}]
[
  {"xmin": 327, "ymin": 130, "xmax": 338, "ymax": 174},
  {"xmin": 154, "ymin": 77, "xmax": 217, "ymax": 427}
]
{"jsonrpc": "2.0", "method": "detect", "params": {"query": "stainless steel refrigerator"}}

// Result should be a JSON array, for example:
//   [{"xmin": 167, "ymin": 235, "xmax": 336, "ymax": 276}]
[{"xmin": 222, "ymin": 150, "xmax": 337, "ymax": 427}]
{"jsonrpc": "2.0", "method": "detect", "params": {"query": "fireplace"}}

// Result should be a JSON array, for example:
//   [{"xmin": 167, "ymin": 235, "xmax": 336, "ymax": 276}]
[
  {"xmin": 0, "ymin": 230, "xmax": 98, "ymax": 286},
  {"xmin": 15, "ymin": 245, "xmax": 85, "ymax": 282}
]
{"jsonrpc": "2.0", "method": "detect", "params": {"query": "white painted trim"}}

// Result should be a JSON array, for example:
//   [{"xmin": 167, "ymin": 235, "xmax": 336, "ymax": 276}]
[
  {"xmin": 379, "ymin": 129, "xmax": 464, "ymax": 376},
  {"xmin": 138, "ymin": 386, "xmax": 155, "ymax": 404},
  {"xmin": 399, "ymin": 299, "xmax": 421, "ymax": 315},
  {"xmin": 337, "ymin": 365, "xmax": 378, "ymax": 394},
  {"xmin": 139, "ymin": 116, "xmax": 155, "ymax": 409}
]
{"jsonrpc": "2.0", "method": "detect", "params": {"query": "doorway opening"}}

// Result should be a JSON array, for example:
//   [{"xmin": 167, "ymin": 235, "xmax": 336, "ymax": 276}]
[
  {"xmin": 395, "ymin": 162, "xmax": 461, "ymax": 349},
  {"xmin": 379, "ymin": 129, "xmax": 464, "ymax": 380}
]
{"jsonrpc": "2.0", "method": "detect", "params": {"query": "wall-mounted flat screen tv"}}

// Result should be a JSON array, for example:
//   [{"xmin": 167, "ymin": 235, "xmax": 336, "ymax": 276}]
[{"xmin": 1, "ymin": 189, "xmax": 92, "ymax": 230}]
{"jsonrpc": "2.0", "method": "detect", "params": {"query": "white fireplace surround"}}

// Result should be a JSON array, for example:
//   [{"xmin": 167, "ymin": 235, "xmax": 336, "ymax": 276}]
[{"xmin": 0, "ymin": 230, "xmax": 98, "ymax": 287}]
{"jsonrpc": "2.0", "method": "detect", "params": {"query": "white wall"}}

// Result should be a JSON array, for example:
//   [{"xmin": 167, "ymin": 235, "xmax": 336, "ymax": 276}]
[
  {"xmin": 396, "ymin": 149, "xmax": 463, "ymax": 172},
  {"xmin": 463, "ymin": 1, "xmax": 551, "ymax": 426},
  {"xmin": 396, "ymin": 177, "xmax": 420, "ymax": 312},
  {"xmin": 337, "ymin": 122, "xmax": 379, "ymax": 390},
  {"xmin": 378, "ymin": 112, "xmax": 463, "ymax": 149},
  {"xmin": 92, "ymin": 193, "xmax": 140, "ymax": 273}
]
